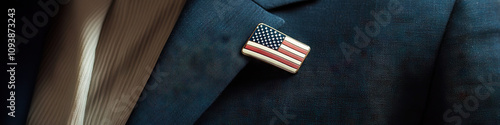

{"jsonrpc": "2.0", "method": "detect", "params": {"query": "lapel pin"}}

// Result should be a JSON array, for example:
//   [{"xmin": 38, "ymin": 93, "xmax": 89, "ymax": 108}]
[{"xmin": 242, "ymin": 23, "xmax": 310, "ymax": 74}]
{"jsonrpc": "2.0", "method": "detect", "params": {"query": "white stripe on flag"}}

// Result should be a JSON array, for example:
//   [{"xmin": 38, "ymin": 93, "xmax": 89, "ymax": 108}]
[
  {"xmin": 284, "ymin": 37, "xmax": 310, "ymax": 51},
  {"xmin": 280, "ymin": 45, "xmax": 306, "ymax": 58},
  {"xmin": 242, "ymin": 49, "xmax": 297, "ymax": 73},
  {"xmin": 246, "ymin": 41, "xmax": 301, "ymax": 65}
]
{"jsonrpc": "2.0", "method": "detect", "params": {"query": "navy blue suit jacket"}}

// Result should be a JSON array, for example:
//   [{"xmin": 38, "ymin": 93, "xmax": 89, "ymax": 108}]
[{"xmin": 126, "ymin": 0, "xmax": 499, "ymax": 124}]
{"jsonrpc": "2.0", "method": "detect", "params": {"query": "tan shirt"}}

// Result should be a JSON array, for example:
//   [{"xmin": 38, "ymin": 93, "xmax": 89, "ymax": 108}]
[{"xmin": 27, "ymin": 0, "xmax": 186, "ymax": 124}]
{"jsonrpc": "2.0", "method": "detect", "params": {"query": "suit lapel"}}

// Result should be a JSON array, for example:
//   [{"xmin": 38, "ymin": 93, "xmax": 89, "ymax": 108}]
[{"xmin": 127, "ymin": 0, "xmax": 295, "ymax": 124}]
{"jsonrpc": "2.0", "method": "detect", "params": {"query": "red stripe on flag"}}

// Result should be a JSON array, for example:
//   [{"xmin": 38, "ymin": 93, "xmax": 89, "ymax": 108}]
[
  {"xmin": 278, "ymin": 48, "xmax": 304, "ymax": 62},
  {"xmin": 282, "ymin": 40, "xmax": 308, "ymax": 54},
  {"xmin": 244, "ymin": 45, "xmax": 299, "ymax": 69}
]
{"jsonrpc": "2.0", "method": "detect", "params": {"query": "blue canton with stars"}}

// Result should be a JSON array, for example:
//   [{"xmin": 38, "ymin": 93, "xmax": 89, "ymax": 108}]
[{"xmin": 250, "ymin": 24, "xmax": 286, "ymax": 50}]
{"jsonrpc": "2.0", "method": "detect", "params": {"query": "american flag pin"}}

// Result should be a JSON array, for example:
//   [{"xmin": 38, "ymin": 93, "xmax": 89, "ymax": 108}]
[{"xmin": 242, "ymin": 23, "xmax": 310, "ymax": 74}]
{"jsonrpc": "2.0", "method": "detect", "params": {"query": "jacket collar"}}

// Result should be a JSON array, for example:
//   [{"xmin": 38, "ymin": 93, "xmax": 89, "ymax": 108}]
[{"xmin": 128, "ymin": 0, "xmax": 286, "ymax": 124}]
